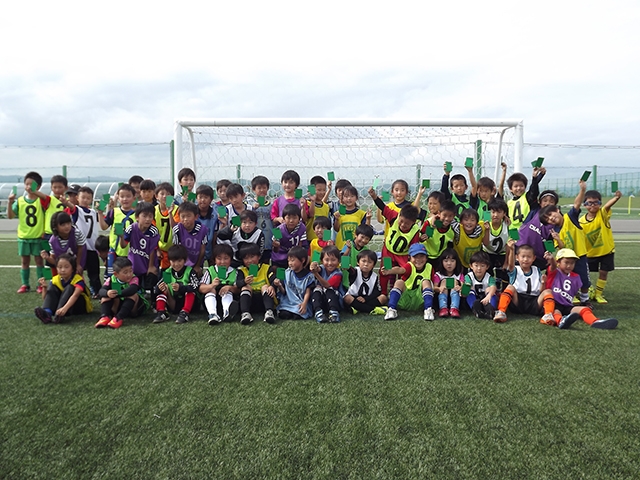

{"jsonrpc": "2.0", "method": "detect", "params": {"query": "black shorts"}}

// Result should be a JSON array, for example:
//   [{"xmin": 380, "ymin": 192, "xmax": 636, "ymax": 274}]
[
  {"xmin": 587, "ymin": 253, "xmax": 615, "ymax": 273},
  {"xmin": 555, "ymin": 303, "xmax": 574, "ymax": 316},
  {"xmin": 508, "ymin": 293, "xmax": 542, "ymax": 315},
  {"xmin": 487, "ymin": 253, "xmax": 505, "ymax": 270}
]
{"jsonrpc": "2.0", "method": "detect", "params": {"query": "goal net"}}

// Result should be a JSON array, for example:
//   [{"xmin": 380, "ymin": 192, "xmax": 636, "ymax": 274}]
[{"xmin": 173, "ymin": 119, "xmax": 523, "ymax": 203}]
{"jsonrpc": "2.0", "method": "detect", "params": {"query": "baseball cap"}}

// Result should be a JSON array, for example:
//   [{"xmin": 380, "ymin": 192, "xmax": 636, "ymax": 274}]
[
  {"xmin": 66, "ymin": 184, "xmax": 81, "ymax": 195},
  {"xmin": 555, "ymin": 248, "xmax": 579, "ymax": 260},
  {"xmin": 408, "ymin": 243, "xmax": 427, "ymax": 257}
]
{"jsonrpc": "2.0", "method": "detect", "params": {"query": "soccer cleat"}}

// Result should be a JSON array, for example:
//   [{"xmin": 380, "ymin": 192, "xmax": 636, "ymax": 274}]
[
  {"xmin": 471, "ymin": 300, "xmax": 483, "ymax": 318},
  {"xmin": 207, "ymin": 314, "xmax": 221, "ymax": 326},
  {"xmin": 263, "ymin": 309, "xmax": 276, "ymax": 324},
  {"xmin": 36, "ymin": 285, "xmax": 44, "ymax": 294},
  {"xmin": 17, "ymin": 285, "xmax": 30, "ymax": 294},
  {"xmin": 594, "ymin": 295, "xmax": 608, "ymax": 305},
  {"xmin": 572, "ymin": 295, "xmax": 581, "ymax": 305},
  {"xmin": 438, "ymin": 307, "xmax": 449, "ymax": 318},
  {"xmin": 315, "ymin": 311, "xmax": 328, "ymax": 323},
  {"xmin": 34, "ymin": 307, "xmax": 52, "ymax": 324},
  {"xmin": 328, "ymin": 310, "xmax": 341, "ymax": 323},
  {"xmin": 107, "ymin": 317, "xmax": 123, "ymax": 329},
  {"xmin": 558, "ymin": 312, "xmax": 581, "ymax": 329},
  {"xmin": 240, "ymin": 312, "xmax": 254, "ymax": 325},
  {"xmin": 175, "ymin": 310, "xmax": 189, "ymax": 324},
  {"xmin": 449, "ymin": 307, "xmax": 460, "ymax": 318},
  {"xmin": 52, "ymin": 315, "xmax": 64, "ymax": 324},
  {"xmin": 370, "ymin": 306, "xmax": 388, "ymax": 315},
  {"xmin": 223, "ymin": 302, "xmax": 238, "ymax": 322},
  {"xmin": 423, "ymin": 308, "xmax": 435, "ymax": 321},
  {"xmin": 384, "ymin": 307, "xmax": 398, "ymax": 321},
  {"xmin": 95, "ymin": 316, "xmax": 111, "ymax": 328},
  {"xmin": 153, "ymin": 311, "xmax": 170, "ymax": 324},
  {"xmin": 591, "ymin": 318, "xmax": 618, "ymax": 329},
  {"xmin": 540, "ymin": 313, "xmax": 556, "ymax": 327},
  {"xmin": 588, "ymin": 286, "xmax": 596, "ymax": 300},
  {"xmin": 486, "ymin": 306, "xmax": 496, "ymax": 320},
  {"xmin": 493, "ymin": 310, "xmax": 508, "ymax": 323}
]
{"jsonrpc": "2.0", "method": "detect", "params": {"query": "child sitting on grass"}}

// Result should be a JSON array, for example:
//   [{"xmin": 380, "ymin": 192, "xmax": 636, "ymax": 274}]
[
  {"xmin": 200, "ymin": 244, "xmax": 243, "ymax": 325},
  {"xmin": 153, "ymin": 245, "xmax": 200, "ymax": 324},
  {"xmin": 237, "ymin": 243, "xmax": 277, "ymax": 324},
  {"xmin": 344, "ymin": 250, "xmax": 388, "ymax": 316},
  {"xmin": 274, "ymin": 246, "xmax": 315, "ymax": 320},
  {"xmin": 34, "ymin": 254, "xmax": 92, "ymax": 324},
  {"xmin": 464, "ymin": 251, "xmax": 498, "ymax": 319},
  {"xmin": 309, "ymin": 245, "xmax": 344, "ymax": 323},
  {"xmin": 95, "ymin": 257, "xmax": 147, "ymax": 329},
  {"xmin": 431, "ymin": 248, "xmax": 464, "ymax": 319}
]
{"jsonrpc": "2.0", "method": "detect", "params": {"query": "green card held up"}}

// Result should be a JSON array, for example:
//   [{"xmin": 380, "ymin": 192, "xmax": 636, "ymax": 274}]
[
  {"xmin": 249, "ymin": 264, "xmax": 259, "ymax": 277},
  {"xmin": 162, "ymin": 270, "xmax": 173, "ymax": 285},
  {"xmin": 98, "ymin": 200, "xmax": 107, "ymax": 211},
  {"xmin": 294, "ymin": 189, "xmax": 303, "ymax": 199},
  {"xmin": 343, "ymin": 230, "xmax": 353, "ymax": 241},
  {"xmin": 435, "ymin": 219, "xmax": 444, "ymax": 228},
  {"xmin": 531, "ymin": 157, "xmax": 544, "ymax": 168},
  {"xmin": 231, "ymin": 215, "xmax": 241, "ymax": 227},
  {"xmin": 217, "ymin": 266, "xmax": 227, "ymax": 280},
  {"xmin": 166, "ymin": 195, "xmax": 174, "ymax": 206},
  {"xmin": 182, "ymin": 185, "xmax": 189, "ymax": 195},
  {"xmin": 445, "ymin": 162, "xmax": 453, "ymax": 173},
  {"xmin": 272, "ymin": 228, "xmax": 283, "ymax": 240},
  {"xmin": 131, "ymin": 200, "xmax": 138, "ymax": 208},
  {"xmin": 483, "ymin": 211, "xmax": 492, "ymax": 222},
  {"xmin": 327, "ymin": 171, "xmax": 335, "ymax": 181},
  {"xmin": 12, "ymin": 186, "xmax": 18, "ymax": 195},
  {"xmin": 118, "ymin": 182, "xmax": 124, "ymax": 187},
  {"xmin": 339, "ymin": 205, "xmax": 346, "ymax": 215},
  {"xmin": 31, "ymin": 182, "xmax": 38, "ymax": 192},
  {"xmin": 611, "ymin": 181, "xmax": 618, "ymax": 193},
  {"xmin": 341, "ymin": 256, "xmax": 350, "ymax": 269},
  {"xmin": 276, "ymin": 267, "xmax": 286, "ymax": 281},
  {"xmin": 187, "ymin": 192, "xmax": 196, "ymax": 202},
  {"xmin": 465, "ymin": 157, "xmax": 474, "ymax": 168},
  {"xmin": 426, "ymin": 226, "xmax": 435, "ymax": 237},
  {"xmin": 543, "ymin": 240, "xmax": 556, "ymax": 253},
  {"xmin": 580, "ymin": 171, "xmax": 591, "ymax": 182},
  {"xmin": 322, "ymin": 230, "xmax": 332, "ymax": 241},
  {"xmin": 461, "ymin": 284, "xmax": 471, "ymax": 296},
  {"xmin": 383, "ymin": 257, "xmax": 392, "ymax": 270},
  {"xmin": 258, "ymin": 196, "xmax": 266, "ymax": 206},
  {"xmin": 114, "ymin": 223, "xmax": 124, "ymax": 236},
  {"xmin": 103, "ymin": 193, "xmax": 111, "ymax": 202},
  {"xmin": 311, "ymin": 251, "xmax": 321, "ymax": 263},
  {"xmin": 217, "ymin": 206, "xmax": 227, "ymax": 218},
  {"xmin": 445, "ymin": 278, "xmax": 455, "ymax": 289},
  {"xmin": 308, "ymin": 185, "xmax": 316, "ymax": 195},
  {"xmin": 422, "ymin": 179, "xmax": 430, "ymax": 188},
  {"xmin": 381, "ymin": 191, "xmax": 390, "ymax": 202},
  {"xmin": 508, "ymin": 228, "xmax": 520, "ymax": 241},
  {"xmin": 373, "ymin": 177, "xmax": 380, "ymax": 189},
  {"xmin": 43, "ymin": 267, "xmax": 53, "ymax": 281}
]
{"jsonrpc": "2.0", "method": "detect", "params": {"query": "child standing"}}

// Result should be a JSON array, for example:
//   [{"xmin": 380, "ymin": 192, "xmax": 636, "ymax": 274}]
[
  {"xmin": 516, "ymin": 190, "xmax": 558, "ymax": 270},
  {"xmin": 335, "ymin": 185, "xmax": 370, "ymax": 251},
  {"xmin": 237, "ymin": 244, "xmax": 277, "ymax": 324},
  {"xmin": 172, "ymin": 202, "xmax": 208, "ymax": 277},
  {"xmin": 274, "ymin": 246, "xmax": 315, "ymax": 320},
  {"xmin": 420, "ymin": 200, "xmax": 456, "ymax": 265},
  {"xmin": 452, "ymin": 208, "xmax": 485, "ymax": 269},
  {"xmin": 544, "ymin": 249, "xmax": 618, "ymax": 329},
  {"xmin": 383, "ymin": 243, "xmax": 435, "ymax": 321},
  {"xmin": 376, "ymin": 179, "xmax": 411, "ymax": 237},
  {"xmin": 139, "ymin": 179, "xmax": 157, "ymax": 207},
  {"xmin": 305, "ymin": 175, "xmax": 330, "ymax": 242},
  {"xmin": 579, "ymin": 188, "xmax": 622, "ymax": 303},
  {"xmin": 271, "ymin": 204, "xmax": 309, "ymax": 268},
  {"xmin": 153, "ymin": 245, "xmax": 200, "ymax": 324},
  {"xmin": 309, "ymin": 245, "xmax": 344, "ymax": 323},
  {"xmin": 200, "ymin": 244, "xmax": 243, "ymax": 325},
  {"xmin": 154, "ymin": 182, "xmax": 178, "ymax": 271},
  {"xmin": 271, "ymin": 170, "xmax": 309, "ymax": 226},
  {"xmin": 99, "ymin": 183, "xmax": 136, "ymax": 277},
  {"xmin": 8, "ymin": 171, "xmax": 50, "ymax": 293},
  {"xmin": 34, "ymin": 254, "xmax": 93, "ymax": 324},
  {"xmin": 121, "ymin": 202, "xmax": 160, "ymax": 292},
  {"xmin": 215, "ymin": 179, "xmax": 232, "ymax": 208},
  {"xmin": 250, "ymin": 175, "xmax": 274, "ymax": 264},
  {"xmin": 506, "ymin": 166, "xmax": 546, "ymax": 230},
  {"xmin": 481, "ymin": 198, "xmax": 510, "ymax": 290},
  {"xmin": 440, "ymin": 162, "xmax": 476, "ymax": 219},
  {"xmin": 432, "ymin": 248, "xmax": 464, "ymax": 318},
  {"xmin": 464, "ymin": 251, "xmax": 498, "ymax": 319},
  {"xmin": 44, "ymin": 174, "xmax": 74, "ymax": 240},
  {"xmin": 344, "ymin": 250, "xmax": 388, "ymax": 315},
  {"xmin": 175, "ymin": 167, "xmax": 196, "ymax": 205},
  {"xmin": 95, "ymin": 257, "xmax": 147, "ymax": 329},
  {"xmin": 71, "ymin": 186, "xmax": 102, "ymax": 295},
  {"xmin": 196, "ymin": 185, "xmax": 218, "ymax": 266}
]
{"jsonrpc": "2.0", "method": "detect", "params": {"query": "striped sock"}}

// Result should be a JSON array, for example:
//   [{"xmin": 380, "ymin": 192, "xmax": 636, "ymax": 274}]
[
  {"xmin": 422, "ymin": 288, "xmax": 434, "ymax": 309},
  {"xmin": 595, "ymin": 279, "xmax": 607, "ymax": 298},
  {"xmin": 388, "ymin": 288, "xmax": 402, "ymax": 309}
]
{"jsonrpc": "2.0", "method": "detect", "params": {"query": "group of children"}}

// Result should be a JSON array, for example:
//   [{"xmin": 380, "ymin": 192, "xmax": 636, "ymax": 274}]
[{"xmin": 8, "ymin": 161, "xmax": 621, "ymax": 330}]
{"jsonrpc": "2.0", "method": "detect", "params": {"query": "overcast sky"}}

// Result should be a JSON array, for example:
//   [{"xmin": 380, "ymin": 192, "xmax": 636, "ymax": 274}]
[{"xmin": 1, "ymin": 0, "xmax": 639, "ymax": 180}]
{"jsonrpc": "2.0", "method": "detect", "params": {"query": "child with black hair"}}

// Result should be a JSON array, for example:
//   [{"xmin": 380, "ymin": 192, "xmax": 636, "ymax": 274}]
[
  {"xmin": 376, "ymin": 179, "xmax": 411, "ymax": 237},
  {"xmin": 224, "ymin": 183, "xmax": 253, "ymax": 222},
  {"xmin": 215, "ymin": 179, "xmax": 232, "ymax": 208},
  {"xmin": 153, "ymin": 245, "xmax": 200, "ymax": 324},
  {"xmin": 217, "ymin": 209, "xmax": 264, "ymax": 268},
  {"xmin": 452, "ymin": 208, "xmax": 485, "ymax": 269},
  {"xmin": 413, "ymin": 190, "xmax": 445, "ymax": 217},
  {"xmin": 95, "ymin": 235, "xmax": 110, "ymax": 285},
  {"xmin": 34, "ymin": 254, "xmax": 93, "ymax": 324},
  {"xmin": 470, "ymin": 162, "xmax": 507, "ymax": 216},
  {"xmin": 95, "ymin": 257, "xmax": 148, "ymax": 329},
  {"xmin": 463, "ymin": 251, "xmax": 498, "ymax": 319},
  {"xmin": 194, "ymin": 184, "xmax": 218, "ymax": 266},
  {"xmin": 139, "ymin": 179, "xmax": 157, "ymax": 206},
  {"xmin": 8, "ymin": 172, "xmax": 50, "ymax": 293},
  {"xmin": 440, "ymin": 162, "xmax": 476, "ymax": 219},
  {"xmin": 271, "ymin": 170, "xmax": 309, "ymax": 226},
  {"xmin": 517, "ymin": 189, "xmax": 558, "ymax": 270},
  {"xmin": 175, "ymin": 168, "xmax": 196, "ymax": 205},
  {"xmin": 310, "ymin": 245, "xmax": 344, "ymax": 323},
  {"xmin": 271, "ymin": 203, "xmax": 309, "ymax": 268},
  {"xmin": 200, "ymin": 244, "xmax": 244, "ymax": 325},
  {"xmin": 432, "ymin": 248, "xmax": 464, "ymax": 318},
  {"xmin": 309, "ymin": 216, "xmax": 334, "ymax": 258},
  {"xmin": 45, "ymin": 174, "xmax": 74, "ymax": 239},
  {"xmin": 155, "ymin": 182, "xmax": 178, "ymax": 271},
  {"xmin": 334, "ymin": 185, "xmax": 370, "ymax": 251},
  {"xmin": 344, "ymin": 250, "xmax": 388, "ymax": 315},
  {"xmin": 305, "ymin": 175, "xmax": 330, "ymax": 242},
  {"xmin": 250, "ymin": 175, "xmax": 274, "ymax": 263},
  {"xmin": 172, "ymin": 201, "xmax": 208, "ymax": 276},
  {"xmin": 327, "ymin": 178, "xmax": 352, "ymax": 219},
  {"xmin": 237, "ymin": 243, "xmax": 277, "ymax": 324},
  {"xmin": 420, "ymin": 199, "xmax": 456, "ymax": 265},
  {"xmin": 482, "ymin": 198, "xmax": 510, "ymax": 290},
  {"xmin": 121, "ymin": 201, "xmax": 160, "ymax": 292},
  {"xmin": 274, "ymin": 246, "xmax": 315, "ymax": 320},
  {"xmin": 507, "ymin": 166, "xmax": 546, "ymax": 230},
  {"xmin": 98, "ymin": 183, "xmax": 136, "ymax": 277},
  {"xmin": 70, "ymin": 186, "xmax": 101, "ymax": 295},
  {"xmin": 42, "ymin": 211, "xmax": 86, "ymax": 276},
  {"xmin": 128, "ymin": 175, "xmax": 144, "ymax": 200},
  {"xmin": 343, "ymin": 224, "xmax": 374, "ymax": 268}
]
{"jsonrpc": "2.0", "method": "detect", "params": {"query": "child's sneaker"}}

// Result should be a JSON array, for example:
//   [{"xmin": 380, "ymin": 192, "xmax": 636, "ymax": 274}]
[
  {"xmin": 540, "ymin": 313, "xmax": 556, "ymax": 326},
  {"xmin": 486, "ymin": 305, "xmax": 496, "ymax": 320},
  {"xmin": 572, "ymin": 295, "xmax": 581, "ymax": 305},
  {"xmin": 588, "ymin": 286, "xmax": 596, "ymax": 300},
  {"xmin": 328, "ymin": 310, "xmax": 341, "ymax": 323},
  {"xmin": 34, "ymin": 307, "xmax": 52, "ymax": 324},
  {"xmin": 315, "ymin": 311, "xmax": 328, "ymax": 323},
  {"xmin": 36, "ymin": 285, "xmax": 44, "ymax": 294},
  {"xmin": 207, "ymin": 314, "xmax": 221, "ymax": 326},
  {"xmin": 263, "ymin": 309, "xmax": 276, "ymax": 324},
  {"xmin": 471, "ymin": 300, "xmax": 483, "ymax": 318},
  {"xmin": 449, "ymin": 307, "xmax": 460, "ymax": 318},
  {"xmin": 95, "ymin": 316, "xmax": 111, "ymax": 328},
  {"xmin": 240, "ymin": 312, "xmax": 253, "ymax": 325},
  {"xmin": 107, "ymin": 317, "xmax": 123, "ymax": 329},
  {"xmin": 17, "ymin": 285, "xmax": 30, "ymax": 294},
  {"xmin": 423, "ymin": 308, "xmax": 435, "ymax": 321},
  {"xmin": 594, "ymin": 295, "xmax": 608, "ymax": 304},
  {"xmin": 558, "ymin": 312, "xmax": 581, "ymax": 329},
  {"xmin": 153, "ymin": 311, "xmax": 170, "ymax": 324},
  {"xmin": 370, "ymin": 306, "xmax": 388, "ymax": 315},
  {"xmin": 591, "ymin": 317, "xmax": 618, "ymax": 329},
  {"xmin": 384, "ymin": 307, "xmax": 398, "ymax": 321},
  {"xmin": 175, "ymin": 310, "xmax": 189, "ymax": 324},
  {"xmin": 493, "ymin": 310, "xmax": 507, "ymax": 323},
  {"xmin": 438, "ymin": 307, "xmax": 449, "ymax": 318},
  {"xmin": 222, "ymin": 302, "xmax": 238, "ymax": 322},
  {"xmin": 52, "ymin": 314, "xmax": 64, "ymax": 324}
]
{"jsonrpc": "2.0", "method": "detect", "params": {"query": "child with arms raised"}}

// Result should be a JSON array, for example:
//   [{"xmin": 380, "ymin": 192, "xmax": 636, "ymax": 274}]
[
  {"xmin": 440, "ymin": 162, "xmax": 476, "ymax": 219},
  {"xmin": 506, "ymin": 166, "xmax": 546, "ymax": 230}
]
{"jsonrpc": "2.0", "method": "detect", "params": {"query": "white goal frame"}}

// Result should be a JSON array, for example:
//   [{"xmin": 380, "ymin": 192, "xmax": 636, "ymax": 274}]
[{"xmin": 172, "ymin": 118, "xmax": 524, "ymax": 189}]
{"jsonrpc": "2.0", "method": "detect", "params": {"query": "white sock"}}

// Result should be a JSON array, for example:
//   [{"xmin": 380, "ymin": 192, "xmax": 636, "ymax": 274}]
[
  {"xmin": 221, "ymin": 292, "xmax": 233, "ymax": 311},
  {"xmin": 204, "ymin": 293, "xmax": 218, "ymax": 314}
]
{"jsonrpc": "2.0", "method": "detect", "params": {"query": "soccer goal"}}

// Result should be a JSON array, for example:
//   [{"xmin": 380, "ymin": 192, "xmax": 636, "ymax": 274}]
[{"xmin": 172, "ymin": 118, "xmax": 524, "ymax": 197}]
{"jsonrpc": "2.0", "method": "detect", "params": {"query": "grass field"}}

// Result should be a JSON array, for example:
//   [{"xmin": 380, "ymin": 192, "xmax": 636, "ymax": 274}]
[{"xmin": 1, "ymin": 238, "xmax": 639, "ymax": 478}]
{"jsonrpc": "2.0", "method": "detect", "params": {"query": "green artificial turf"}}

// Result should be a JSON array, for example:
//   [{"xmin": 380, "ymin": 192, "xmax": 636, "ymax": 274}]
[{"xmin": 1, "ymin": 239, "xmax": 639, "ymax": 478}]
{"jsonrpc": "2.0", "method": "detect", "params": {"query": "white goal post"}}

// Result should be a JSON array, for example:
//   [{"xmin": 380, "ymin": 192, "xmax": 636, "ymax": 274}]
[{"xmin": 172, "ymin": 118, "xmax": 524, "ymax": 195}]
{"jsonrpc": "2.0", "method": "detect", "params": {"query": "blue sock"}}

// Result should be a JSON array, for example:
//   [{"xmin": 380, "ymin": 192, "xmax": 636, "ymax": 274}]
[
  {"xmin": 422, "ymin": 288, "xmax": 433, "ymax": 309},
  {"xmin": 44, "ymin": 308, "xmax": 53, "ymax": 315},
  {"xmin": 466, "ymin": 291, "xmax": 477, "ymax": 309},
  {"xmin": 388, "ymin": 288, "xmax": 402, "ymax": 309}
]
